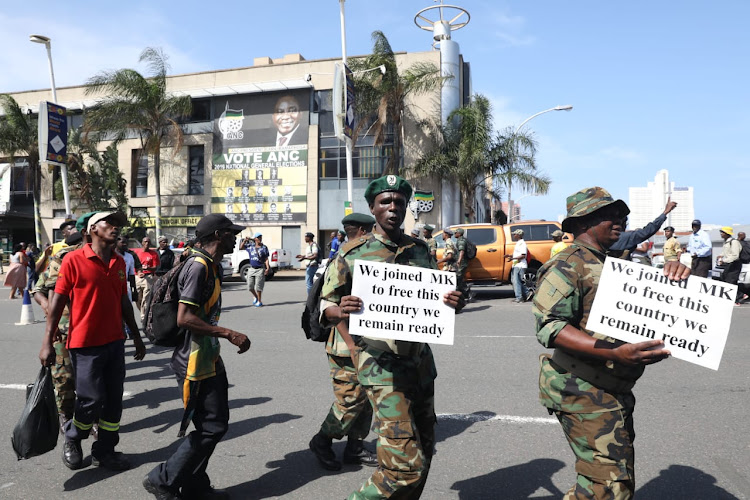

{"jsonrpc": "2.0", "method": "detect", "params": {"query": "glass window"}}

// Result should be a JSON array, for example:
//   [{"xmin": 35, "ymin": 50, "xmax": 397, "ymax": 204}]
[
  {"xmin": 512, "ymin": 223, "xmax": 559, "ymax": 241},
  {"xmin": 188, "ymin": 145, "xmax": 204, "ymax": 195},
  {"xmin": 465, "ymin": 228, "xmax": 496, "ymax": 246},
  {"xmin": 131, "ymin": 207, "xmax": 149, "ymax": 217},
  {"xmin": 131, "ymin": 150, "xmax": 148, "ymax": 198},
  {"xmin": 187, "ymin": 205, "xmax": 204, "ymax": 216},
  {"xmin": 52, "ymin": 209, "xmax": 67, "ymax": 218}
]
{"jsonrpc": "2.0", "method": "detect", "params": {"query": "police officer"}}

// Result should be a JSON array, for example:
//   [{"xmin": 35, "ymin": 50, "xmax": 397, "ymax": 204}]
[
  {"xmin": 533, "ymin": 187, "xmax": 690, "ymax": 499},
  {"xmin": 309, "ymin": 212, "xmax": 379, "ymax": 471},
  {"xmin": 320, "ymin": 175, "xmax": 462, "ymax": 499}
]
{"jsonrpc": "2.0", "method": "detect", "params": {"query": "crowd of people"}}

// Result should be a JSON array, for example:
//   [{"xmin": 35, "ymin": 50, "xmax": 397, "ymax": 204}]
[{"xmin": 4, "ymin": 173, "xmax": 745, "ymax": 499}]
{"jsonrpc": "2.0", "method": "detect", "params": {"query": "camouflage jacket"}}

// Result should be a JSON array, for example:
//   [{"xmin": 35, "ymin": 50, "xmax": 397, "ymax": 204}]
[
  {"xmin": 455, "ymin": 237, "xmax": 468, "ymax": 271},
  {"xmin": 425, "ymin": 237, "xmax": 437, "ymax": 256},
  {"xmin": 321, "ymin": 231, "xmax": 436, "ymax": 361},
  {"xmin": 443, "ymin": 239, "xmax": 457, "ymax": 271},
  {"xmin": 533, "ymin": 241, "xmax": 644, "ymax": 413},
  {"xmin": 34, "ymin": 243, "xmax": 82, "ymax": 332}
]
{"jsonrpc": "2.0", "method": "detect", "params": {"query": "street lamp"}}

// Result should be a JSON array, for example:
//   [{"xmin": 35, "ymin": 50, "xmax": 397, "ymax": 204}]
[
  {"xmin": 504, "ymin": 105, "xmax": 573, "ymax": 223},
  {"xmin": 30, "ymin": 33, "xmax": 72, "ymax": 220},
  {"xmin": 508, "ymin": 193, "xmax": 539, "ymax": 222}
]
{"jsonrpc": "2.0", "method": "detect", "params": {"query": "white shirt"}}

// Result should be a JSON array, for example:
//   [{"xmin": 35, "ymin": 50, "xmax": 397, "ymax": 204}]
[
  {"xmin": 304, "ymin": 242, "xmax": 319, "ymax": 268},
  {"xmin": 118, "ymin": 249, "xmax": 135, "ymax": 300},
  {"xmin": 512, "ymin": 239, "xmax": 528, "ymax": 269}
]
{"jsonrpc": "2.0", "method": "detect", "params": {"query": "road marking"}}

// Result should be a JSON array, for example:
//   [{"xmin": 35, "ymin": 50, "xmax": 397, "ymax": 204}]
[
  {"xmin": 0, "ymin": 483, "xmax": 14, "ymax": 490},
  {"xmin": 438, "ymin": 413, "xmax": 556, "ymax": 424},
  {"xmin": 0, "ymin": 384, "xmax": 132, "ymax": 398}
]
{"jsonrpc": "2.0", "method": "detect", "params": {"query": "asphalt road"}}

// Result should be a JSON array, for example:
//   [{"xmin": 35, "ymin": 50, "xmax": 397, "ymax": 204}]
[{"xmin": 0, "ymin": 274, "xmax": 748, "ymax": 499}]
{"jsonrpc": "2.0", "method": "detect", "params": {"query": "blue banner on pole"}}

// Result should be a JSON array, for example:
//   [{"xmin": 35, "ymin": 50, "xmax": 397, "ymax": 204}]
[
  {"xmin": 38, "ymin": 101, "xmax": 67, "ymax": 167},
  {"xmin": 343, "ymin": 64, "xmax": 355, "ymax": 140}
]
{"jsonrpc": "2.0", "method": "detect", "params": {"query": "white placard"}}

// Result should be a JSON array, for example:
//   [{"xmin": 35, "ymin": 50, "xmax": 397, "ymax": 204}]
[
  {"xmin": 588, "ymin": 257, "xmax": 736, "ymax": 370},
  {"xmin": 349, "ymin": 259, "xmax": 456, "ymax": 345}
]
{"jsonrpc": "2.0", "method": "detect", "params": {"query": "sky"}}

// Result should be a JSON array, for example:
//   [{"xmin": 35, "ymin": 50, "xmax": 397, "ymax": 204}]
[{"xmin": 2, "ymin": 1, "xmax": 749, "ymax": 226}]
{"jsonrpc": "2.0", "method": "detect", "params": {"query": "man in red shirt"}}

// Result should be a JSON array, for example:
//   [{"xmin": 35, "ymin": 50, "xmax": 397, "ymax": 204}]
[
  {"xmin": 40, "ymin": 211, "xmax": 146, "ymax": 472},
  {"xmin": 134, "ymin": 236, "xmax": 160, "ymax": 322}
]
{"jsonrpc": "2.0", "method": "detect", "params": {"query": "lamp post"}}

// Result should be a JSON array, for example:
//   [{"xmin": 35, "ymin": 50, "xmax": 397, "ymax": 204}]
[
  {"xmin": 504, "ymin": 105, "xmax": 572, "ymax": 224},
  {"xmin": 508, "ymin": 193, "xmax": 538, "ymax": 222},
  {"xmin": 338, "ymin": 1, "xmax": 354, "ymax": 207},
  {"xmin": 30, "ymin": 34, "xmax": 72, "ymax": 220}
]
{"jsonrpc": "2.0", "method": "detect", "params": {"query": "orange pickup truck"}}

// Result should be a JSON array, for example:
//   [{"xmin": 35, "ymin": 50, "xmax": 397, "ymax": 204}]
[{"xmin": 435, "ymin": 221, "xmax": 571, "ymax": 290}]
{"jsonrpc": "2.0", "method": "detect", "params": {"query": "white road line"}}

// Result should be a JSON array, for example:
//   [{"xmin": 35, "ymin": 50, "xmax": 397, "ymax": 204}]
[
  {"xmin": 438, "ymin": 413, "xmax": 556, "ymax": 424},
  {"xmin": 0, "ymin": 483, "xmax": 14, "ymax": 490},
  {"xmin": 0, "ymin": 384, "xmax": 132, "ymax": 398}
]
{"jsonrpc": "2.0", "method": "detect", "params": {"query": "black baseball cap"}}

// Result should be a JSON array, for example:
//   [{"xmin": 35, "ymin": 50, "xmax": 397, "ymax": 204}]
[
  {"xmin": 692, "ymin": 219, "xmax": 701, "ymax": 226},
  {"xmin": 195, "ymin": 214, "xmax": 245, "ymax": 238},
  {"xmin": 59, "ymin": 220, "xmax": 76, "ymax": 231},
  {"xmin": 664, "ymin": 226, "xmax": 675, "ymax": 232}
]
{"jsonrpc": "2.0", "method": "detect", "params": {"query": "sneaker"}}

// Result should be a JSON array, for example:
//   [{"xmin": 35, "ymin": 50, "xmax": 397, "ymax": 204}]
[
  {"xmin": 255, "ymin": 302, "xmax": 263, "ymax": 307},
  {"xmin": 252, "ymin": 298, "xmax": 258, "ymax": 305},
  {"xmin": 143, "ymin": 475, "xmax": 180, "ymax": 500},
  {"xmin": 309, "ymin": 433, "xmax": 342, "ymax": 471},
  {"xmin": 62, "ymin": 440, "xmax": 83, "ymax": 470},
  {"xmin": 512, "ymin": 298, "xmax": 522, "ymax": 303},
  {"xmin": 92, "ymin": 451, "xmax": 131, "ymax": 471}
]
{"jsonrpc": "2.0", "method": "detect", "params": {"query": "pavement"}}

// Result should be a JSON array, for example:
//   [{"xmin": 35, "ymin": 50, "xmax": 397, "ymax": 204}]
[{"xmin": 0, "ymin": 278, "xmax": 748, "ymax": 499}]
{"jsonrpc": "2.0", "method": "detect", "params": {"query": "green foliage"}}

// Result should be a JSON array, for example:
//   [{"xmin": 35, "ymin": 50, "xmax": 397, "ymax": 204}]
[
  {"xmin": 61, "ymin": 127, "xmax": 128, "ymax": 213},
  {"xmin": 349, "ymin": 31, "xmax": 446, "ymax": 175},
  {"xmin": 83, "ymin": 47, "xmax": 192, "ymax": 236},
  {"xmin": 0, "ymin": 95, "xmax": 40, "ymax": 191}
]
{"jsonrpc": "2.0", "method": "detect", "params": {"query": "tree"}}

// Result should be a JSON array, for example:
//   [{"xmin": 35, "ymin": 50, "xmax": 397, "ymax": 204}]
[
  {"xmin": 349, "ymin": 31, "xmax": 446, "ymax": 175},
  {"xmin": 490, "ymin": 126, "xmax": 550, "ymax": 223},
  {"xmin": 84, "ymin": 47, "xmax": 192, "ymax": 237},
  {"xmin": 60, "ymin": 127, "xmax": 129, "ymax": 213},
  {"xmin": 0, "ymin": 94, "xmax": 42, "ymax": 246},
  {"xmin": 410, "ymin": 94, "xmax": 499, "ymax": 222}
]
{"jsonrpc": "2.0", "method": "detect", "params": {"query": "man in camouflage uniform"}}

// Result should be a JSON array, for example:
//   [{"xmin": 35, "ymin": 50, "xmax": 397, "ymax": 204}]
[
  {"xmin": 422, "ymin": 225, "xmax": 437, "ymax": 261},
  {"xmin": 533, "ymin": 187, "xmax": 690, "ymax": 499},
  {"xmin": 437, "ymin": 228, "xmax": 456, "ymax": 272},
  {"xmin": 31, "ymin": 213, "xmax": 95, "ymax": 434},
  {"xmin": 310, "ymin": 212, "xmax": 378, "ymax": 471},
  {"xmin": 453, "ymin": 228, "xmax": 470, "ymax": 297},
  {"xmin": 320, "ymin": 175, "xmax": 461, "ymax": 499}
]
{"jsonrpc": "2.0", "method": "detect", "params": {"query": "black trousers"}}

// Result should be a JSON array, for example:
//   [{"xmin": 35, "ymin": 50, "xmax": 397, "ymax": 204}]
[
  {"xmin": 65, "ymin": 340, "xmax": 125, "ymax": 457},
  {"xmin": 691, "ymin": 256, "xmax": 713, "ymax": 278},
  {"xmin": 149, "ymin": 371, "xmax": 229, "ymax": 492},
  {"xmin": 722, "ymin": 260, "xmax": 742, "ymax": 301}
]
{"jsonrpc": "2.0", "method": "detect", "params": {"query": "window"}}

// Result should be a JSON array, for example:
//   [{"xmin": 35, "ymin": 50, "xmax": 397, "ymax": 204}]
[
  {"xmin": 12, "ymin": 159, "xmax": 30, "ymax": 193},
  {"xmin": 52, "ymin": 209, "xmax": 67, "ymax": 218},
  {"xmin": 316, "ymin": 90, "xmax": 396, "ymax": 180},
  {"xmin": 188, "ymin": 145, "xmax": 204, "ymax": 195},
  {"xmin": 179, "ymin": 98, "xmax": 211, "ymax": 123},
  {"xmin": 131, "ymin": 150, "xmax": 148, "ymax": 197},
  {"xmin": 131, "ymin": 207, "xmax": 149, "ymax": 218},
  {"xmin": 187, "ymin": 205, "xmax": 204, "ymax": 216},
  {"xmin": 466, "ymin": 228, "xmax": 496, "ymax": 246},
  {"xmin": 512, "ymin": 224, "xmax": 559, "ymax": 242},
  {"xmin": 52, "ymin": 229, "xmax": 62, "ymax": 242}
]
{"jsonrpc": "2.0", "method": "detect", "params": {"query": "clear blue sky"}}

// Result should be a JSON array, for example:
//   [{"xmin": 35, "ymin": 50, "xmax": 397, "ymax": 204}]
[{"xmin": 3, "ymin": 1, "xmax": 748, "ymax": 225}]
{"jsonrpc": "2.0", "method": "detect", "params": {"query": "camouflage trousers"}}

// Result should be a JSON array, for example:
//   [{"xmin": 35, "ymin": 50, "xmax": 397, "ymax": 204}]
[
  {"xmin": 455, "ymin": 267, "xmax": 469, "ymax": 296},
  {"xmin": 52, "ymin": 331, "xmax": 75, "ymax": 418},
  {"xmin": 320, "ymin": 354, "xmax": 373, "ymax": 440},
  {"xmin": 348, "ymin": 346, "xmax": 436, "ymax": 500},
  {"xmin": 553, "ymin": 406, "xmax": 635, "ymax": 499}
]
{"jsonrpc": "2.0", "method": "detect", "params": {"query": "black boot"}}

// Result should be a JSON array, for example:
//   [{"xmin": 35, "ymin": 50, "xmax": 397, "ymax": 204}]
[
  {"xmin": 343, "ymin": 439, "xmax": 378, "ymax": 467},
  {"xmin": 309, "ymin": 432, "xmax": 342, "ymax": 471}
]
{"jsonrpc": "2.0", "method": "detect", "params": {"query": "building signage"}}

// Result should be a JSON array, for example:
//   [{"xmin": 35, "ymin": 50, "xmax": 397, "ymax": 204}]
[
  {"xmin": 211, "ymin": 90, "xmax": 309, "ymax": 225},
  {"xmin": 38, "ymin": 101, "xmax": 67, "ymax": 167},
  {"xmin": 129, "ymin": 216, "xmax": 203, "ymax": 228}
]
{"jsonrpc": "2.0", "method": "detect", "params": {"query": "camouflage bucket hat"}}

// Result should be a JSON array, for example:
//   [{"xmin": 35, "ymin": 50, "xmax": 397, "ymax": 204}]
[{"xmin": 561, "ymin": 187, "xmax": 629, "ymax": 232}]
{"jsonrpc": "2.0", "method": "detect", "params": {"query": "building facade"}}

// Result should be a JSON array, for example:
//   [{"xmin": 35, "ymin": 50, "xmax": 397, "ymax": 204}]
[
  {"xmin": 628, "ymin": 169, "xmax": 694, "ymax": 232},
  {"xmin": 2, "ymin": 49, "xmax": 474, "ymax": 253}
]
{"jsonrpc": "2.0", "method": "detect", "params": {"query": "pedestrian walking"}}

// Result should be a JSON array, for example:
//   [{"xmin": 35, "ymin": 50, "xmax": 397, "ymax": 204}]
[
  {"xmin": 506, "ymin": 228, "xmax": 530, "ymax": 302},
  {"xmin": 4, "ymin": 243, "xmax": 28, "ymax": 298},
  {"xmin": 155, "ymin": 236, "xmax": 175, "ymax": 277},
  {"xmin": 549, "ymin": 229, "xmax": 567, "ymax": 258},
  {"xmin": 320, "ymin": 175, "xmax": 462, "ymax": 499},
  {"xmin": 422, "ymin": 225, "xmax": 437, "ymax": 261},
  {"xmin": 246, "ymin": 232, "xmax": 270, "ymax": 306},
  {"xmin": 686, "ymin": 219, "xmax": 713, "ymax": 277},
  {"xmin": 297, "ymin": 232, "xmax": 320, "ymax": 294},
  {"xmin": 134, "ymin": 237, "xmax": 160, "ymax": 321},
  {"xmin": 144, "ymin": 214, "xmax": 250, "ymax": 500},
  {"xmin": 39, "ymin": 210, "xmax": 146, "ymax": 472},
  {"xmin": 532, "ymin": 187, "xmax": 690, "ymax": 499},
  {"xmin": 718, "ymin": 226, "xmax": 742, "ymax": 306}
]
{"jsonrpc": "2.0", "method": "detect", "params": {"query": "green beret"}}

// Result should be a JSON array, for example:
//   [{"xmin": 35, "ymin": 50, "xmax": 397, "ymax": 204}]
[
  {"xmin": 364, "ymin": 175, "xmax": 413, "ymax": 205},
  {"xmin": 75, "ymin": 211, "xmax": 98, "ymax": 232},
  {"xmin": 341, "ymin": 213, "xmax": 376, "ymax": 226},
  {"xmin": 423, "ymin": 224, "xmax": 435, "ymax": 232},
  {"xmin": 561, "ymin": 187, "xmax": 629, "ymax": 232},
  {"xmin": 454, "ymin": 228, "xmax": 464, "ymax": 235}
]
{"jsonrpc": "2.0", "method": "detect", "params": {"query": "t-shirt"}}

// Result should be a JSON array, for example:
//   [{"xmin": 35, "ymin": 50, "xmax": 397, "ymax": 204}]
[
  {"xmin": 663, "ymin": 237, "xmax": 681, "ymax": 262},
  {"xmin": 512, "ymin": 239, "xmax": 528, "ymax": 269},
  {"xmin": 247, "ymin": 244, "xmax": 269, "ymax": 268},
  {"xmin": 55, "ymin": 244, "xmax": 128, "ymax": 348},
  {"xmin": 170, "ymin": 249, "xmax": 224, "ymax": 381},
  {"xmin": 304, "ymin": 242, "xmax": 320, "ymax": 268},
  {"xmin": 134, "ymin": 248, "xmax": 160, "ymax": 275}
]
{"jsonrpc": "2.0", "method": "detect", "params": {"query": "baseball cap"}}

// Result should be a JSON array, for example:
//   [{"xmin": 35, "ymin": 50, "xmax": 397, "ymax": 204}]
[
  {"xmin": 692, "ymin": 219, "xmax": 701, "ymax": 226},
  {"xmin": 253, "ymin": 232, "xmax": 262, "ymax": 238},
  {"xmin": 88, "ymin": 211, "xmax": 128, "ymax": 229},
  {"xmin": 195, "ymin": 214, "xmax": 245, "ymax": 238}
]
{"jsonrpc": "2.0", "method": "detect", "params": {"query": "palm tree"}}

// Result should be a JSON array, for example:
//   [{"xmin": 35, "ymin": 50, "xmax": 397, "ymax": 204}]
[
  {"xmin": 490, "ymin": 126, "xmax": 550, "ymax": 223},
  {"xmin": 349, "ymin": 31, "xmax": 446, "ymax": 175},
  {"xmin": 84, "ymin": 47, "xmax": 192, "ymax": 237},
  {"xmin": 410, "ymin": 94, "xmax": 497, "ymax": 222},
  {"xmin": 0, "ymin": 95, "xmax": 42, "ymax": 246}
]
